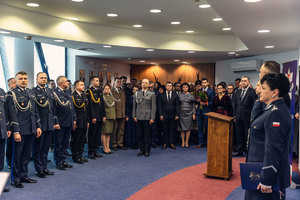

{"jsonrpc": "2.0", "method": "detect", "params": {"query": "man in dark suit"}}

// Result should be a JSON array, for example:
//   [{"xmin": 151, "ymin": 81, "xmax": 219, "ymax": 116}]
[
  {"xmin": 32, "ymin": 72, "xmax": 57, "ymax": 178},
  {"xmin": 233, "ymin": 76, "xmax": 257, "ymax": 157},
  {"xmin": 0, "ymin": 87, "xmax": 11, "ymax": 192},
  {"xmin": 133, "ymin": 79, "xmax": 156, "ymax": 157},
  {"xmin": 6, "ymin": 71, "xmax": 42, "ymax": 188},
  {"xmin": 53, "ymin": 75, "xmax": 76, "ymax": 170},
  {"xmin": 158, "ymin": 82, "xmax": 180, "ymax": 149},
  {"xmin": 195, "ymin": 78, "xmax": 214, "ymax": 148},
  {"xmin": 71, "ymin": 80, "xmax": 89, "ymax": 164}
]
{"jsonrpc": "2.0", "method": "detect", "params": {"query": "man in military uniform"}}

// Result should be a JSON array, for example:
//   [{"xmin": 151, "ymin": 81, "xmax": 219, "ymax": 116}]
[
  {"xmin": 0, "ymin": 87, "xmax": 11, "ymax": 192},
  {"xmin": 111, "ymin": 77, "xmax": 127, "ymax": 151},
  {"xmin": 85, "ymin": 76, "xmax": 105, "ymax": 159},
  {"xmin": 32, "ymin": 72, "xmax": 58, "ymax": 178},
  {"xmin": 53, "ymin": 75, "xmax": 76, "ymax": 170},
  {"xmin": 133, "ymin": 79, "xmax": 156, "ymax": 157},
  {"xmin": 71, "ymin": 80, "xmax": 89, "ymax": 164},
  {"xmin": 6, "ymin": 71, "xmax": 42, "ymax": 188}
]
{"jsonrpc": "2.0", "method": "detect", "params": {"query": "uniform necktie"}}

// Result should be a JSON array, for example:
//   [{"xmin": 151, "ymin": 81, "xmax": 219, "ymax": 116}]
[
  {"xmin": 143, "ymin": 91, "xmax": 144, "ymax": 96},
  {"xmin": 168, "ymin": 92, "xmax": 171, "ymax": 101}
]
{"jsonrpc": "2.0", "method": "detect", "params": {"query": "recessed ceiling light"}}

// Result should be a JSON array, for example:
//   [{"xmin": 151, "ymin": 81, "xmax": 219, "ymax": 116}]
[
  {"xmin": 258, "ymin": 29, "xmax": 270, "ymax": 33},
  {"xmin": 212, "ymin": 18, "xmax": 222, "ymax": 21},
  {"xmin": 133, "ymin": 24, "xmax": 142, "ymax": 28},
  {"xmin": 0, "ymin": 31, "xmax": 11, "ymax": 34},
  {"xmin": 228, "ymin": 52, "xmax": 236, "ymax": 55},
  {"xmin": 54, "ymin": 40, "xmax": 64, "ymax": 43},
  {"xmin": 107, "ymin": 13, "xmax": 118, "ymax": 17},
  {"xmin": 244, "ymin": 0, "xmax": 261, "ymax": 2},
  {"xmin": 198, "ymin": 4, "xmax": 211, "ymax": 8},
  {"xmin": 146, "ymin": 49, "xmax": 154, "ymax": 52},
  {"xmin": 188, "ymin": 51, "xmax": 195, "ymax": 54},
  {"xmin": 222, "ymin": 28, "xmax": 231, "ymax": 31},
  {"xmin": 265, "ymin": 45, "xmax": 274, "ymax": 48},
  {"xmin": 71, "ymin": 0, "xmax": 84, "ymax": 2},
  {"xmin": 103, "ymin": 45, "xmax": 112, "ymax": 48},
  {"xmin": 140, "ymin": 60, "xmax": 145, "ymax": 63},
  {"xmin": 150, "ymin": 9, "xmax": 161, "ymax": 13},
  {"xmin": 26, "ymin": 3, "xmax": 39, "ymax": 7},
  {"xmin": 174, "ymin": 59, "xmax": 180, "ymax": 62},
  {"xmin": 186, "ymin": 30, "xmax": 194, "ymax": 33},
  {"xmin": 171, "ymin": 21, "xmax": 181, "ymax": 25},
  {"xmin": 68, "ymin": 17, "xmax": 79, "ymax": 21}
]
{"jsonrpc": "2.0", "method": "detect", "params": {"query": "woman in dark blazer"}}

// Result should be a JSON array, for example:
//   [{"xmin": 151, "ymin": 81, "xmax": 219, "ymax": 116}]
[{"xmin": 212, "ymin": 83, "xmax": 232, "ymax": 116}]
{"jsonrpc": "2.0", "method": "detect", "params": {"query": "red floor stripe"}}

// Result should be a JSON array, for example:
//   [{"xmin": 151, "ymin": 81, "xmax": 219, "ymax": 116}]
[{"xmin": 128, "ymin": 158, "xmax": 245, "ymax": 200}]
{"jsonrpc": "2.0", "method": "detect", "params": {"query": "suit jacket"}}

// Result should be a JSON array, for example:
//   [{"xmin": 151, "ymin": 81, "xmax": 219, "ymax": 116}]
[
  {"xmin": 158, "ymin": 90, "xmax": 180, "ymax": 119},
  {"xmin": 247, "ymin": 99, "xmax": 291, "ymax": 189},
  {"xmin": 132, "ymin": 90, "xmax": 156, "ymax": 120},
  {"xmin": 111, "ymin": 87, "xmax": 126, "ymax": 119},
  {"xmin": 6, "ymin": 86, "xmax": 41, "ymax": 135},
  {"xmin": 53, "ymin": 87, "xmax": 76, "ymax": 128},
  {"xmin": 72, "ymin": 91, "xmax": 89, "ymax": 128},
  {"xmin": 200, "ymin": 87, "xmax": 214, "ymax": 112},
  {"xmin": 233, "ymin": 87, "xmax": 257, "ymax": 121},
  {"xmin": 33, "ymin": 86, "xmax": 58, "ymax": 132},
  {"xmin": 0, "ymin": 88, "xmax": 9, "ymax": 139},
  {"xmin": 85, "ymin": 87, "xmax": 106, "ymax": 122}
]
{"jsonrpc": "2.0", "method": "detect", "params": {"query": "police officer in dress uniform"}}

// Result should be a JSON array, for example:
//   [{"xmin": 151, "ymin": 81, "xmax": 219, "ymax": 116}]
[
  {"xmin": 71, "ymin": 80, "xmax": 89, "ymax": 164},
  {"xmin": 245, "ymin": 74, "xmax": 291, "ymax": 200},
  {"xmin": 0, "ymin": 87, "xmax": 11, "ymax": 192},
  {"xmin": 53, "ymin": 76, "xmax": 76, "ymax": 170},
  {"xmin": 85, "ymin": 77, "xmax": 105, "ymax": 159},
  {"xmin": 32, "ymin": 72, "xmax": 57, "ymax": 178},
  {"xmin": 6, "ymin": 71, "xmax": 42, "ymax": 188}
]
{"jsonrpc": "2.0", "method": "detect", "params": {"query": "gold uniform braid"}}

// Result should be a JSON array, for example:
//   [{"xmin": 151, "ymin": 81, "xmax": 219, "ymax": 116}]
[
  {"xmin": 85, "ymin": 89, "xmax": 100, "ymax": 104},
  {"xmin": 72, "ymin": 95, "xmax": 85, "ymax": 111}
]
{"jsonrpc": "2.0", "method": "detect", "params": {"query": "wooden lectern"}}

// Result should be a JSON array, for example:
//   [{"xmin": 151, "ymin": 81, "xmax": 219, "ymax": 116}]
[{"xmin": 203, "ymin": 112, "xmax": 234, "ymax": 180}]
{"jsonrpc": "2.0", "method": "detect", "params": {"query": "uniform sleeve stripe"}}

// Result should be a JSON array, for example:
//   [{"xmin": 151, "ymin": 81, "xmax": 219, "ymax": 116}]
[{"xmin": 262, "ymin": 165, "xmax": 277, "ymax": 173}]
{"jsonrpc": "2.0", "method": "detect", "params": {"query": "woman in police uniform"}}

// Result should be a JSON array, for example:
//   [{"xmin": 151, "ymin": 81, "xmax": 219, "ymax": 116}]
[
  {"xmin": 245, "ymin": 73, "xmax": 291, "ymax": 200},
  {"xmin": 101, "ymin": 84, "xmax": 116, "ymax": 154}
]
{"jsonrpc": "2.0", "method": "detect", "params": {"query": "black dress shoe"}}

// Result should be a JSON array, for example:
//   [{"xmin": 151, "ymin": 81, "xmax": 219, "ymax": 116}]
[
  {"xmin": 103, "ymin": 151, "xmax": 110, "ymax": 154},
  {"xmin": 65, "ymin": 151, "xmax": 72, "ymax": 156},
  {"xmin": 137, "ymin": 152, "xmax": 145, "ymax": 156},
  {"xmin": 56, "ymin": 164, "xmax": 66, "ymax": 170},
  {"xmin": 94, "ymin": 152, "xmax": 103, "ymax": 158},
  {"xmin": 88, "ymin": 154, "xmax": 96, "ymax": 159},
  {"xmin": 36, "ymin": 171, "xmax": 46, "ymax": 178},
  {"xmin": 12, "ymin": 181, "xmax": 24, "ymax": 188},
  {"xmin": 170, "ymin": 144, "xmax": 176, "ymax": 149},
  {"xmin": 73, "ymin": 159, "xmax": 84, "ymax": 164},
  {"xmin": 161, "ymin": 144, "xmax": 167, "ymax": 149},
  {"xmin": 80, "ymin": 157, "xmax": 88, "ymax": 162},
  {"xmin": 43, "ymin": 169, "xmax": 55, "ymax": 175},
  {"xmin": 112, "ymin": 147, "xmax": 118, "ymax": 151},
  {"xmin": 63, "ymin": 162, "xmax": 73, "ymax": 168},
  {"xmin": 3, "ymin": 188, "xmax": 10, "ymax": 192},
  {"xmin": 21, "ymin": 177, "xmax": 37, "ymax": 183},
  {"xmin": 144, "ymin": 152, "xmax": 150, "ymax": 157},
  {"xmin": 232, "ymin": 152, "xmax": 243, "ymax": 157}
]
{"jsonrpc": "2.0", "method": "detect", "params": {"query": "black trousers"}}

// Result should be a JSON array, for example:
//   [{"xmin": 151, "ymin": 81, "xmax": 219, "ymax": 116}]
[
  {"xmin": 245, "ymin": 188, "xmax": 285, "ymax": 200},
  {"xmin": 137, "ymin": 120, "xmax": 151, "ymax": 153},
  {"xmin": 11, "ymin": 134, "xmax": 35, "ymax": 182},
  {"xmin": 236, "ymin": 119, "xmax": 250, "ymax": 154},
  {"xmin": 0, "ymin": 138, "xmax": 5, "ymax": 171},
  {"xmin": 88, "ymin": 122, "xmax": 102, "ymax": 155},
  {"xmin": 33, "ymin": 131, "xmax": 53, "ymax": 172},
  {"xmin": 162, "ymin": 118, "xmax": 176, "ymax": 145},
  {"xmin": 6, "ymin": 135, "xmax": 13, "ymax": 167},
  {"xmin": 54, "ymin": 127, "xmax": 71, "ymax": 165},
  {"xmin": 71, "ymin": 127, "xmax": 87, "ymax": 160}
]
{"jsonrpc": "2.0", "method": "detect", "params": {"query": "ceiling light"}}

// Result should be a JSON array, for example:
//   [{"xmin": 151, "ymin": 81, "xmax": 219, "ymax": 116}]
[
  {"xmin": 71, "ymin": 0, "xmax": 84, "ymax": 2},
  {"xmin": 0, "ymin": 31, "xmax": 11, "ymax": 34},
  {"xmin": 146, "ymin": 49, "xmax": 154, "ymax": 52},
  {"xmin": 174, "ymin": 59, "xmax": 180, "ymax": 62},
  {"xmin": 171, "ymin": 21, "xmax": 181, "ymax": 25},
  {"xmin": 26, "ymin": 3, "xmax": 39, "ymax": 7},
  {"xmin": 107, "ymin": 13, "xmax": 118, "ymax": 17},
  {"xmin": 222, "ymin": 28, "xmax": 231, "ymax": 31},
  {"xmin": 258, "ymin": 29, "xmax": 270, "ymax": 33},
  {"xmin": 133, "ymin": 24, "xmax": 142, "ymax": 28},
  {"xmin": 54, "ymin": 40, "xmax": 64, "ymax": 43},
  {"xmin": 188, "ymin": 51, "xmax": 195, "ymax": 53},
  {"xmin": 212, "ymin": 18, "xmax": 222, "ymax": 21},
  {"xmin": 150, "ymin": 9, "xmax": 161, "ymax": 13},
  {"xmin": 228, "ymin": 52, "xmax": 236, "ymax": 55},
  {"xmin": 186, "ymin": 30, "xmax": 194, "ymax": 33},
  {"xmin": 150, "ymin": 63, "xmax": 156, "ymax": 65},
  {"xmin": 68, "ymin": 17, "xmax": 79, "ymax": 21},
  {"xmin": 244, "ymin": 0, "xmax": 261, "ymax": 2},
  {"xmin": 103, "ymin": 45, "xmax": 112, "ymax": 48},
  {"xmin": 140, "ymin": 60, "xmax": 145, "ymax": 63},
  {"xmin": 198, "ymin": 4, "xmax": 211, "ymax": 8},
  {"xmin": 182, "ymin": 62, "xmax": 188, "ymax": 64},
  {"xmin": 265, "ymin": 45, "xmax": 274, "ymax": 48}
]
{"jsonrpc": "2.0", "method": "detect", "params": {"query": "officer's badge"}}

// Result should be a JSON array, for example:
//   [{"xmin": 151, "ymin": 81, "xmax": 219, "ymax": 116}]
[
  {"xmin": 272, "ymin": 105, "xmax": 278, "ymax": 111},
  {"xmin": 40, "ymin": 100, "xmax": 43, "ymax": 103},
  {"xmin": 249, "ymin": 172, "xmax": 260, "ymax": 181},
  {"xmin": 21, "ymin": 103, "xmax": 24, "ymax": 106},
  {"xmin": 62, "ymin": 101, "xmax": 64, "ymax": 104}
]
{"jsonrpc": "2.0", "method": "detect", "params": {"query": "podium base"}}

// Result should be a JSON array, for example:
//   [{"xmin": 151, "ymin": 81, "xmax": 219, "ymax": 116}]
[{"xmin": 203, "ymin": 171, "xmax": 233, "ymax": 180}]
